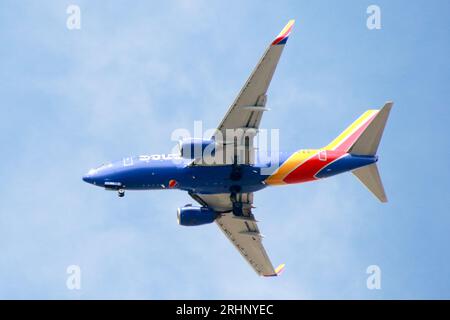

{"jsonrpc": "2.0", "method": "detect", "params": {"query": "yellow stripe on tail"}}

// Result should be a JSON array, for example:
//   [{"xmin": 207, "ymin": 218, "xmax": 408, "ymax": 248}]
[{"xmin": 325, "ymin": 110, "xmax": 378, "ymax": 151}]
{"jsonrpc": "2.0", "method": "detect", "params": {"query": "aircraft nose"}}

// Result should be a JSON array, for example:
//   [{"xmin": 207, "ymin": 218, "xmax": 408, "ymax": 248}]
[{"xmin": 82, "ymin": 169, "xmax": 97, "ymax": 184}]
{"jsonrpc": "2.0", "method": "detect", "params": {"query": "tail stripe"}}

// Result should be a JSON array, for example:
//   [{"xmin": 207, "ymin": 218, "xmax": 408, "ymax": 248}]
[{"xmin": 325, "ymin": 110, "xmax": 378, "ymax": 151}]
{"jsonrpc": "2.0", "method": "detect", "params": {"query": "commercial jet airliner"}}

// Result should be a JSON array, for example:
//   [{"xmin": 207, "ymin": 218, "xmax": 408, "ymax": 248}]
[{"xmin": 83, "ymin": 20, "xmax": 393, "ymax": 276}]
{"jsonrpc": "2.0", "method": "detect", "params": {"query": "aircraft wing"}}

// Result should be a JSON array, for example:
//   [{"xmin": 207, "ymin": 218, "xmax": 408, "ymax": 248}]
[
  {"xmin": 189, "ymin": 192, "xmax": 285, "ymax": 277},
  {"xmin": 194, "ymin": 20, "xmax": 295, "ymax": 166},
  {"xmin": 217, "ymin": 19, "xmax": 294, "ymax": 133}
]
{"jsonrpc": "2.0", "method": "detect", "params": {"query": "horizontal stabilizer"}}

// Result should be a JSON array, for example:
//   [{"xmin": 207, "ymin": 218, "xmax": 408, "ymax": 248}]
[{"xmin": 352, "ymin": 163, "xmax": 387, "ymax": 203}]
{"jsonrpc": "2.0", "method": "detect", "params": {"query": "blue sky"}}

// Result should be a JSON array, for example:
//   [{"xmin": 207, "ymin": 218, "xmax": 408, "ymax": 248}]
[{"xmin": 0, "ymin": 0, "xmax": 449, "ymax": 299}]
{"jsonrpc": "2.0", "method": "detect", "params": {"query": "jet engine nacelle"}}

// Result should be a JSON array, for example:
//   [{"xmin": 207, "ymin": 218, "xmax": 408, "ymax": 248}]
[
  {"xmin": 177, "ymin": 205, "xmax": 217, "ymax": 226},
  {"xmin": 178, "ymin": 138, "xmax": 216, "ymax": 159}
]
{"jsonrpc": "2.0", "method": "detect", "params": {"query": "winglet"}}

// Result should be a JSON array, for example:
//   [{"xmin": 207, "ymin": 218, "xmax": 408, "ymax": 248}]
[
  {"xmin": 272, "ymin": 20, "xmax": 295, "ymax": 45},
  {"xmin": 264, "ymin": 263, "xmax": 286, "ymax": 277},
  {"xmin": 275, "ymin": 263, "xmax": 286, "ymax": 275}
]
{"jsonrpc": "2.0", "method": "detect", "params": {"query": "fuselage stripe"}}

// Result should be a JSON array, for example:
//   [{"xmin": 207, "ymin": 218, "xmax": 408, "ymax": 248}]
[{"xmin": 265, "ymin": 150, "xmax": 317, "ymax": 185}]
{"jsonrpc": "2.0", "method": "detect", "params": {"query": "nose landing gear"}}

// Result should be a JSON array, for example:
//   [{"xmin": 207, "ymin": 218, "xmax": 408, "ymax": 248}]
[{"xmin": 118, "ymin": 189, "xmax": 125, "ymax": 197}]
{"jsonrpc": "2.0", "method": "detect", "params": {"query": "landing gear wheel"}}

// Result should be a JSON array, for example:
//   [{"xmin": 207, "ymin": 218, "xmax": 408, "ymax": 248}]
[
  {"xmin": 118, "ymin": 189, "xmax": 125, "ymax": 197},
  {"xmin": 229, "ymin": 191, "xmax": 243, "ymax": 217}
]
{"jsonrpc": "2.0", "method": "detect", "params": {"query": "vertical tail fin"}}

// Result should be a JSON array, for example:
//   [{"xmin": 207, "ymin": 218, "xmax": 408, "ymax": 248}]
[
  {"xmin": 325, "ymin": 110, "xmax": 378, "ymax": 152},
  {"xmin": 348, "ymin": 102, "xmax": 393, "ymax": 156},
  {"xmin": 325, "ymin": 102, "xmax": 393, "ymax": 155},
  {"xmin": 326, "ymin": 102, "xmax": 393, "ymax": 202}
]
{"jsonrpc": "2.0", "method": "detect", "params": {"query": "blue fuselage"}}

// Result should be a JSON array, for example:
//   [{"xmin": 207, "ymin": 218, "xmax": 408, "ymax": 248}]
[
  {"xmin": 83, "ymin": 154, "xmax": 273, "ymax": 194},
  {"xmin": 82, "ymin": 152, "xmax": 377, "ymax": 194}
]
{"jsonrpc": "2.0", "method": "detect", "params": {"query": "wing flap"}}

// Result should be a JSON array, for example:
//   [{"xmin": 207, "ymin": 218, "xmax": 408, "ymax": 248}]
[
  {"xmin": 189, "ymin": 192, "xmax": 281, "ymax": 276},
  {"xmin": 216, "ymin": 213, "xmax": 277, "ymax": 276}
]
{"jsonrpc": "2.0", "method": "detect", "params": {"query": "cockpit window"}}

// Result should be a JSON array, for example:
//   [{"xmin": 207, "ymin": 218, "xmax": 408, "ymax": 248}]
[{"xmin": 95, "ymin": 163, "xmax": 113, "ymax": 171}]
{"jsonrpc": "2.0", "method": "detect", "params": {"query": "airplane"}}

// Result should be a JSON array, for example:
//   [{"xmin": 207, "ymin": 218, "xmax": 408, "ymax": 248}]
[{"xmin": 82, "ymin": 20, "xmax": 393, "ymax": 277}]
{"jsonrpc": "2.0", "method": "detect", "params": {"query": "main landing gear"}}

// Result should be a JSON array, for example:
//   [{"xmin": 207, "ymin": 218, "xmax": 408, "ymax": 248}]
[{"xmin": 118, "ymin": 189, "xmax": 125, "ymax": 198}]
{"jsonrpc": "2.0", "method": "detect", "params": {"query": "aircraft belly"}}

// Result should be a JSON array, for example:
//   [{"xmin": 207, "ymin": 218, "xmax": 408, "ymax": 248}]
[{"xmin": 177, "ymin": 165, "xmax": 266, "ymax": 194}]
